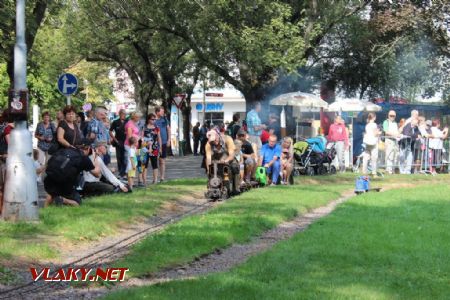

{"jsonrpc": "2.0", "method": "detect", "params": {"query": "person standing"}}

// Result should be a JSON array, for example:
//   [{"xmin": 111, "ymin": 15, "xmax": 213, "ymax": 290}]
[
  {"xmin": 155, "ymin": 106, "xmax": 170, "ymax": 182},
  {"xmin": 399, "ymin": 118, "xmax": 419, "ymax": 174},
  {"xmin": 429, "ymin": 119, "xmax": 448, "ymax": 175},
  {"xmin": 227, "ymin": 113, "xmax": 241, "ymax": 140},
  {"xmin": 246, "ymin": 101, "xmax": 266, "ymax": 154},
  {"xmin": 192, "ymin": 122, "xmax": 201, "ymax": 156},
  {"xmin": 382, "ymin": 110, "xmax": 399, "ymax": 174},
  {"xmin": 327, "ymin": 115, "xmax": 349, "ymax": 172},
  {"xmin": 199, "ymin": 122, "xmax": 209, "ymax": 155},
  {"xmin": 54, "ymin": 110, "xmax": 64, "ymax": 128},
  {"xmin": 142, "ymin": 113, "xmax": 162, "ymax": 184},
  {"xmin": 35, "ymin": 111, "xmax": 56, "ymax": 166},
  {"xmin": 110, "ymin": 109, "xmax": 127, "ymax": 178},
  {"xmin": 362, "ymin": 113, "xmax": 381, "ymax": 177},
  {"xmin": 86, "ymin": 106, "xmax": 109, "ymax": 145},
  {"xmin": 57, "ymin": 105, "xmax": 82, "ymax": 148}
]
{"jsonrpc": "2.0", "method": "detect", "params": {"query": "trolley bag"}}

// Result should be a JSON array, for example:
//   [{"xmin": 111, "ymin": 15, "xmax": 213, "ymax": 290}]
[{"xmin": 255, "ymin": 166, "xmax": 267, "ymax": 186}]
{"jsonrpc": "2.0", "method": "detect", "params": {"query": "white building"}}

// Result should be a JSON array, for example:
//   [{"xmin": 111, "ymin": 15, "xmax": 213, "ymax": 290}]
[{"xmin": 190, "ymin": 88, "xmax": 246, "ymax": 126}]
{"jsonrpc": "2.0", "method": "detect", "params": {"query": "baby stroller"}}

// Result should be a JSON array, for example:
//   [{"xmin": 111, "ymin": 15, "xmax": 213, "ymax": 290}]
[{"xmin": 293, "ymin": 137, "xmax": 337, "ymax": 176}]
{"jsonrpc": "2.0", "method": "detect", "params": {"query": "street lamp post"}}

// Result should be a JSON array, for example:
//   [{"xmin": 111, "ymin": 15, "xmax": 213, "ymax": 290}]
[{"xmin": 2, "ymin": 0, "xmax": 39, "ymax": 221}]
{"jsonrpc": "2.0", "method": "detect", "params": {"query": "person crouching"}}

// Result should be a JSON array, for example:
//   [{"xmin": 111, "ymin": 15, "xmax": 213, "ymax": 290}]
[
  {"xmin": 44, "ymin": 139, "xmax": 101, "ymax": 207},
  {"xmin": 82, "ymin": 142, "xmax": 129, "ymax": 196}
]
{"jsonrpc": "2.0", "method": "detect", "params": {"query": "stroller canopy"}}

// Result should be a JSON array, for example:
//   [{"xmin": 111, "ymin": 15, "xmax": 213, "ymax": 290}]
[{"xmin": 306, "ymin": 136, "xmax": 326, "ymax": 153}]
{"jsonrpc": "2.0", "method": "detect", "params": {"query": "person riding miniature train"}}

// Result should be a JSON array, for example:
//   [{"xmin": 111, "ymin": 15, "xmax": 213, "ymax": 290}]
[{"xmin": 205, "ymin": 127, "xmax": 241, "ymax": 199}]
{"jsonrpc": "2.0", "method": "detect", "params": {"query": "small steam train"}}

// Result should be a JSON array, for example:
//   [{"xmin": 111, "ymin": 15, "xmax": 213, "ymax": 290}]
[
  {"xmin": 205, "ymin": 160, "xmax": 258, "ymax": 201},
  {"xmin": 205, "ymin": 160, "xmax": 235, "ymax": 200}
]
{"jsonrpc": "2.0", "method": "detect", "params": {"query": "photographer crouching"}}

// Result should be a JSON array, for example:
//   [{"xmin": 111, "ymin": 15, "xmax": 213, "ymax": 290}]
[
  {"xmin": 82, "ymin": 142, "xmax": 129, "ymax": 196},
  {"xmin": 44, "ymin": 139, "xmax": 101, "ymax": 207}
]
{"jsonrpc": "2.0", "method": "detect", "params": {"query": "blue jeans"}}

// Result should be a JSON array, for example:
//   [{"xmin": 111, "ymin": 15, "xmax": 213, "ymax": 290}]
[{"xmin": 265, "ymin": 160, "xmax": 281, "ymax": 184}]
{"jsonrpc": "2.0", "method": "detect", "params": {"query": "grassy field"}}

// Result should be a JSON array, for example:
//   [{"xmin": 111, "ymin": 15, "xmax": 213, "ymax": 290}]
[
  {"xmin": 110, "ymin": 176, "xmax": 357, "ymax": 279},
  {"xmin": 0, "ymin": 179, "xmax": 205, "ymax": 264},
  {"xmin": 105, "ymin": 177, "xmax": 450, "ymax": 300}
]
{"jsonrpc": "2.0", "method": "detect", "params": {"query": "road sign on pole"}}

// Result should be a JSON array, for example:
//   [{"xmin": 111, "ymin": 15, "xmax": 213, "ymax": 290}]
[{"xmin": 57, "ymin": 73, "xmax": 78, "ymax": 104}]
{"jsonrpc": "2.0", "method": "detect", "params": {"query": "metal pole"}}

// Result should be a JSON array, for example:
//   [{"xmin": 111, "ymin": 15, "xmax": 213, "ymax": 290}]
[
  {"xmin": 202, "ymin": 78, "xmax": 206, "ymax": 124},
  {"xmin": 67, "ymin": 95, "xmax": 71, "ymax": 105},
  {"xmin": 2, "ymin": 0, "xmax": 39, "ymax": 220}
]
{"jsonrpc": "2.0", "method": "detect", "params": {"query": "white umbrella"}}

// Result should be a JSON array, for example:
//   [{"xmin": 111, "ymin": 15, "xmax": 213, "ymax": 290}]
[
  {"xmin": 326, "ymin": 98, "xmax": 381, "ymax": 112},
  {"xmin": 270, "ymin": 91, "xmax": 328, "ymax": 108}
]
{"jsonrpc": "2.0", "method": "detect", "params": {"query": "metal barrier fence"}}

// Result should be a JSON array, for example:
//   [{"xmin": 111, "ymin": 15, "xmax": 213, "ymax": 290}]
[{"xmin": 352, "ymin": 136, "xmax": 450, "ymax": 175}]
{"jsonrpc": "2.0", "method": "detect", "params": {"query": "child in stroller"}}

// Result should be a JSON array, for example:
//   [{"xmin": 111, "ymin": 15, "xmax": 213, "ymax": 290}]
[{"xmin": 293, "ymin": 137, "xmax": 337, "ymax": 176}]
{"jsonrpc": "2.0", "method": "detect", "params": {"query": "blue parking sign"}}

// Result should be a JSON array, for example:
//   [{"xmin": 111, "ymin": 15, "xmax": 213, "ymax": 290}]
[{"xmin": 57, "ymin": 73, "xmax": 78, "ymax": 96}]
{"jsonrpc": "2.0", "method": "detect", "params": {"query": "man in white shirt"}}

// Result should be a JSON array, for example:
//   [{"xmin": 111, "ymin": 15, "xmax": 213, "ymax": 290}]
[
  {"xmin": 83, "ymin": 142, "xmax": 129, "ymax": 196},
  {"xmin": 382, "ymin": 110, "xmax": 399, "ymax": 174}
]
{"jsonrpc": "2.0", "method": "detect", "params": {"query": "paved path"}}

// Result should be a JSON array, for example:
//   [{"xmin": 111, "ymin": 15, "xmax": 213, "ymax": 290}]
[{"xmin": 38, "ymin": 154, "xmax": 206, "ymax": 207}]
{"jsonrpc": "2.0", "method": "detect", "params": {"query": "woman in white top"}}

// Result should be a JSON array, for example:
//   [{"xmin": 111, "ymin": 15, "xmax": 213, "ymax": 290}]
[
  {"xmin": 362, "ymin": 113, "xmax": 381, "ymax": 176},
  {"xmin": 429, "ymin": 119, "xmax": 448, "ymax": 174}
]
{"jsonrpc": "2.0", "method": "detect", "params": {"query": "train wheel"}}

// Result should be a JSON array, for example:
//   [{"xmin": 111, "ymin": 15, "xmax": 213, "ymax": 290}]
[
  {"xmin": 306, "ymin": 167, "xmax": 315, "ymax": 176},
  {"xmin": 317, "ymin": 166, "xmax": 326, "ymax": 175},
  {"xmin": 330, "ymin": 166, "xmax": 337, "ymax": 174}
]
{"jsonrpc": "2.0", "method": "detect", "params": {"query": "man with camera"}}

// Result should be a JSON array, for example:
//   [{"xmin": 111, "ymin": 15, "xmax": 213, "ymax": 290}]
[
  {"xmin": 44, "ymin": 139, "xmax": 101, "ymax": 207},
  {"xmin": 83, "ymin": 142, "xmax": 129, "ymax": 196}
]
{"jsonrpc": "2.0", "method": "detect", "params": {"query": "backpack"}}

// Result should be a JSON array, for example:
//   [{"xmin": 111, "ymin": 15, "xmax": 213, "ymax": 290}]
[{"xmin": 46, "ymin": 148, "xmax": 83, "ymax": 184}]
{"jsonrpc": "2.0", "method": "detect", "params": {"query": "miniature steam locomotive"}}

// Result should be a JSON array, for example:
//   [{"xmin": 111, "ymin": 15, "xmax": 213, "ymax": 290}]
[{"xmin": 205, "ymin": 160, "xmax": 234, "ymax": 201}]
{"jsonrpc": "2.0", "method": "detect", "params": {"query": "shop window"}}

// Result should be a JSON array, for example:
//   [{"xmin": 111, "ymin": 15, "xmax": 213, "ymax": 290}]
[{"xmin": 198, "ymin": 112, "xmax": 224, "ymax": 126}]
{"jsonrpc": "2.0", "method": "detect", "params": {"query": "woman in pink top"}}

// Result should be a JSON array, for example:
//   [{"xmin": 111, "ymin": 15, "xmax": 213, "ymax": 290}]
[
  {"xmin": 125, "ymin": 112, "xmax": 142, "ymax": 146},
  {"xmin": 327, "ymin": 115, "xmax": 349, "ymax": 172}
]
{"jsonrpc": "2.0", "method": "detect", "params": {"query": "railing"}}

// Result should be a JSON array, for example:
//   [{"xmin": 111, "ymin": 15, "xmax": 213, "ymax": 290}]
[{"xmin": 352, "ymin": 135, "xmax": 450, "ymax": 175}]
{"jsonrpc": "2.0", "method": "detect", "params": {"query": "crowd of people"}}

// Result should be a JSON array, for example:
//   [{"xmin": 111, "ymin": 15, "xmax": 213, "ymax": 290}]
[
  {"xmin": 360, "ymin": 110, "xmax": 449, "ymax": 176},
  {"xmin": 0, "ymin": 99, "xmax": 448, "ymax": 211},
  {"xmin": 0, "ymin": 105, "xmax": 172, "ymax": 210},
  {"xmin": 200, "ymin": 102, "xmax": 294, "ymax": 196}
]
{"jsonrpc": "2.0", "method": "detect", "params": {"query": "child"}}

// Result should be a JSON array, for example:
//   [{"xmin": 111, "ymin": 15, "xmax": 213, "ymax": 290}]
[
  {"xmin": 33, "ymin": 149, "xmax": 45, "ymax": 183},
  {"xmin": 137, "ymin": 140, "xmax": 149, "ymax": 186},
  {"xmin": 280, "ymin": 148, "xmax": 290, "ymax": 184},
  {"xmin": 234, "ymin": 140, "xmax": 244, "ymax": 185},
  {"xmin": 126, "ymin": 137, "xmax": 138, "ymax": 190}
]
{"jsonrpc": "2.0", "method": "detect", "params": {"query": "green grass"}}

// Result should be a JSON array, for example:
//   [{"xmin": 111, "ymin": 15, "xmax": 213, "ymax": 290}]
[
  {"xmin": 104, "ymin": 181, "xmax": 450, "ymax": 300},
  {"xmin": 111, "ymin": 177, "xmax": 354, "ymax": 278},
  {"xmin": 0, "ymin": 179, "xmax": 205, "ymax": 263}
]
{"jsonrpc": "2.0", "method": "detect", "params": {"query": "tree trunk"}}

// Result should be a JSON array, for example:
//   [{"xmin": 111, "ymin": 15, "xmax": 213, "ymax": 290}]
[{"xmin": 181, "ymin": 102, "xmax": 192, "ymax": 155}]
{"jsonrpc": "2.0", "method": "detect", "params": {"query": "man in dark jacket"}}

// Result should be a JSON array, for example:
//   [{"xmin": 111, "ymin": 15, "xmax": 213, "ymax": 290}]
[
  {"xmin": 44, "ymin": 139, "xmax": 101, "ymax": 206},
  {"xmin": 192, "ymin": 122, "xmax": 201, "ymax": 156}
]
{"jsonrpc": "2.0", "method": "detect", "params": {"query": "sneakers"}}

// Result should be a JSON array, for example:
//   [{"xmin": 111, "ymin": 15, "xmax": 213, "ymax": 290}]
[{"xmin": 270, "ymin": 183, "xmax": 276, "ymax": 186}]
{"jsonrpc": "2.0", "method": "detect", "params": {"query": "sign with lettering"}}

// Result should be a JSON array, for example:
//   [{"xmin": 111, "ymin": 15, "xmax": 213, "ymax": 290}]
[{"xmin": 195, "ymin": 103, "xmax": 224, "ymax": 111}]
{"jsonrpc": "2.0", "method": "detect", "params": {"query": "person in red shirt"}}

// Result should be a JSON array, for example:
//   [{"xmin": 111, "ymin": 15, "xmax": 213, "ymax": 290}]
[
  {"xmin": 260, "ymin": 127, "xmax": 274, "ymax": 145},
  {"xmin": 327, "ymin": 115, "xmax": 349, "ymax": 172}
]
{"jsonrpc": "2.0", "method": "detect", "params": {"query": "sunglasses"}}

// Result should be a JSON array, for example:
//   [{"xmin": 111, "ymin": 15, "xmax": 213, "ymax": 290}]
[
  {"xmin": 389, "ymin": 115, "xmax": 396, "ymax": 117},
  {"xmin": 150, "ymin": 119, "xmax": 156, "ymax": 121}
]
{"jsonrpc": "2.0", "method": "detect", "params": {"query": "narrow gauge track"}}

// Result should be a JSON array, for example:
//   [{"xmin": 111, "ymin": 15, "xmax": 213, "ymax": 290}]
[{"xmin": 0, "ymin": 198, "xmax": 217, "ymax": 300}]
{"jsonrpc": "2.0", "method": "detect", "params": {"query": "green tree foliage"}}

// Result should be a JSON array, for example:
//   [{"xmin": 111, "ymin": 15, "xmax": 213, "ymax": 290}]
[{"xmin": 315, "ymin": 2, "xmax": 450, "ymax": 102}]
